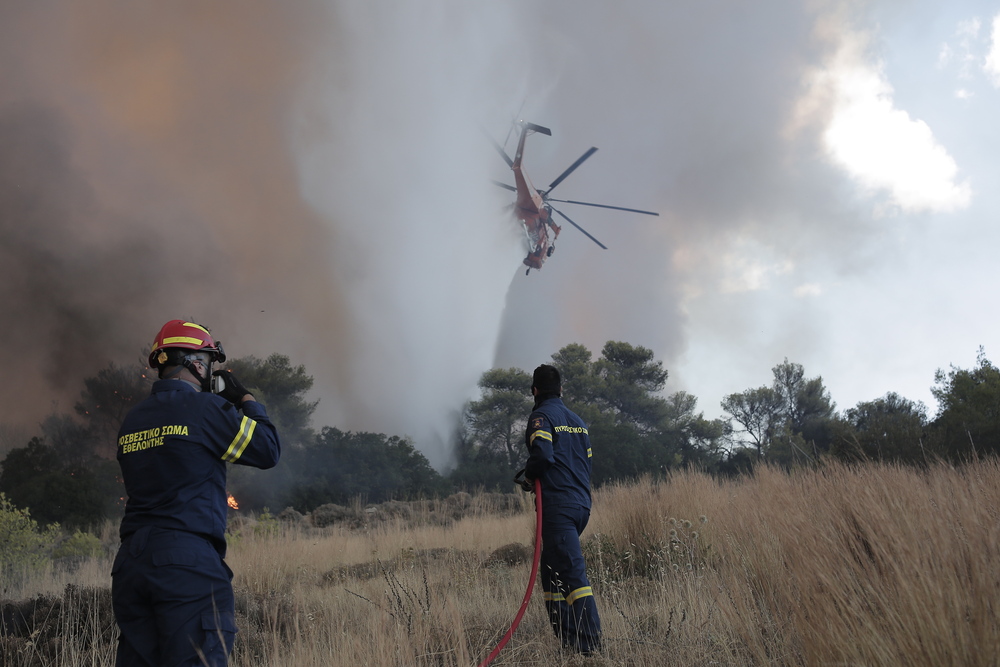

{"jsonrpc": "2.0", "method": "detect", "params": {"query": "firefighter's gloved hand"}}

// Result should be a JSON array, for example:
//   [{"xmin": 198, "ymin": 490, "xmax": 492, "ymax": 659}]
[
  {"xmin": 213, "ymin": 369, "xmax": 251, "ymax": 407},
  {"xmin": 514, "ymin": 468, "xmax": 534, "ymax": 493}
]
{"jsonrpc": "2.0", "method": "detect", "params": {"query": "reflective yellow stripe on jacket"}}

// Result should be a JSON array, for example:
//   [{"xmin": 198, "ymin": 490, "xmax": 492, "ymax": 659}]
[
  {"xmin": 529, "ymin": 429, "xmax": 552, "ymax": 446},
  {"xmin": 222, "ymin": 416, "xmax": 257, "ymax": 463}
]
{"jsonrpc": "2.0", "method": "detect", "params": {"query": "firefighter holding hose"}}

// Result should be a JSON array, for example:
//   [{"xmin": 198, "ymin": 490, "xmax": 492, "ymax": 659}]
[
  {"xmin": 522, "ymin": 364, "xmax": 602, "ymax": 655},
  {"xmin": 112, "ymin": 320, "xmax": 281, "ymax": 667}
]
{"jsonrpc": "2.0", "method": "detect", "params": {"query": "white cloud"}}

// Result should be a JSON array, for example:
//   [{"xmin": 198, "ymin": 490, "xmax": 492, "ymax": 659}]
[
  {"xmin": 954, "ymin": 18, "xmax": 983, "ymax": 81},
  {"xmin": 937, "ymin": 42, "xmax": 953, "ymax": 68},
  {"xmin": 794, "ymin": 283, "xmax": 823, "ymax": 298},
  {"xmin": 813, "ymin": 33, "xmax": 971, "ymax": 214},
  {"xmin": 985, "ymin": 14, "xmax": 1000, "ymax": 86},
  {"xmin": 958, "ymin": 18, "xmax": 982, "ymax": 37}
]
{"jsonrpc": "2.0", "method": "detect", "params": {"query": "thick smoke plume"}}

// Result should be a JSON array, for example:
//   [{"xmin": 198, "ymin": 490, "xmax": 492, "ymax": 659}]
[{"xmin": 0, "ymin": 3, "xmax": 353, "ymax": 450}]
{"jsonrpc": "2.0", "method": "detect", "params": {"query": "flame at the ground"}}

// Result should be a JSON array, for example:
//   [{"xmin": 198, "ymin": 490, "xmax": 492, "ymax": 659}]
[{"xmin": 227, "ymin": 494, "xmax": 239, "ymax": 510}]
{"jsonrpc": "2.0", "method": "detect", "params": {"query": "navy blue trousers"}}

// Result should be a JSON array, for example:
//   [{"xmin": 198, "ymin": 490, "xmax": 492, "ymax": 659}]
[
  {"xmin": 112, "ymin": 527, "xmax": 236, "ymax": 667},
  {"xmin": 540, "ymin": 504, "xmax": 602, "ymax": 654}
]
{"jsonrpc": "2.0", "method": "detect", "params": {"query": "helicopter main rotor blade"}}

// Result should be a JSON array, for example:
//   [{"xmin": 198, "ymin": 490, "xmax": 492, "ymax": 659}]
[
  {"xmin": 551, "ymin": 206, "xmax": 608, "ymax": 250},
  {"xmin": 480, "ymin": 126, "xmax": 513, "ymax": 167},
  {"xmin": 545, "ymin": 147, "xmax": 597, "ymax": 194},
  {"xmin": 491, "ymin": 179, "xmax": 517, "ymax": 192},
  {"xmin": 546, "ymin": 198, "xmax": 659, "ymax": 216}
]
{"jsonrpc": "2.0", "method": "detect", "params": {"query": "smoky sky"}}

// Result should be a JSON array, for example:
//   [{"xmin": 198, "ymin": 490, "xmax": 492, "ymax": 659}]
[
  {"xmin": 0, "ymin": 2, "xmax": 353, "ymax": 452},
  {"xmin": 488, "ymin": 1, "xmax": 871, "ymax": 396},
  {"xmin": 1, "ymin": 1, "xmax": 960, "ymax": 464}
]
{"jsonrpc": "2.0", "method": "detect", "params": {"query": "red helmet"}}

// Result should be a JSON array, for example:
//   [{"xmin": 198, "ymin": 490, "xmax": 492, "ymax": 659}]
[{"xmin": 148, "ymin": 320, "xmax": 227, "ymax": 369}]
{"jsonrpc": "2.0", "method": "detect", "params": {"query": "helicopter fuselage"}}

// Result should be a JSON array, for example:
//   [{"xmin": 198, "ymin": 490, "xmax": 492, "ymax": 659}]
[
  {"xmin": 487, "ymin": 119, "xmax": 659, "ymax": 274},
  {"xmin": 511, "ymin": 125, "xmax": 561, "ymax": 269}
]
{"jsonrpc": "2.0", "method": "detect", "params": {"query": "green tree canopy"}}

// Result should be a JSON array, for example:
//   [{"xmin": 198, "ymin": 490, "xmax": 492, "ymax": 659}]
[
  {"xmin": 593, "ymin": 341, "xmax": 669, "ymax": 432},
  {"xmin": 464, "ymin": 368, "xmax": 533, "ymax": 470},
  {"xmin": 721, "ymin": 386, "xmax": 782, "ymax": 456},
  {"xmin": 834, "ymin": 392, "xmax": 927, "ymax": 463},
  {"xmin": 550, "ymin": 344, "xmax": 598, "ymax": 403},
  {"xmin": 927, "ymin": 349, "xmax": 1000, "ymax": 459},
  {"xmin": 663, "ymin": 391, "xmax": 731, "ymax": 467},
  {"xmin": 284, "ymin": 427, "xmax": 446, "ymax": 510},
  {"xmin": 721, "ymin": 359, "xmax": 837, "ymax": 464},
  {"xmin": 0, "ymin": 437, "xmax": 120, "ymax": 529}
]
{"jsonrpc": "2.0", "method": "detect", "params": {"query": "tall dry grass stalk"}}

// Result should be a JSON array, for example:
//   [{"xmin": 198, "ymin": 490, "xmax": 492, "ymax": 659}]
[{"xmin": 4, "ymin": 460, "xmax": 1000, "ymax": 665}]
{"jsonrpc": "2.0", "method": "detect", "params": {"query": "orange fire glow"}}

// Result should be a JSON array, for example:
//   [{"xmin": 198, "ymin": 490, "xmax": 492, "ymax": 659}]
[{"xmin": 227, "ymin": 494, "xmax": 239, "ymax": 510}]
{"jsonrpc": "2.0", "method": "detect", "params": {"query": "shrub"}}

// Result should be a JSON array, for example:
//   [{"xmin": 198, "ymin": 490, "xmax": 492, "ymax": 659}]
[
  {"xmin": 52, "ymin": 530, "xmax": 105, "ymax": 560},
  {"xmin": 253, "ymin": 508, "xmax": 281, "ymax": 537},
  {"xmin": 310, "ymin": 503, "xmax": 359, "ymax": 527},
  {"xmin": 0, "ymin": 493, "xmax": 59, "ymax": 585}
]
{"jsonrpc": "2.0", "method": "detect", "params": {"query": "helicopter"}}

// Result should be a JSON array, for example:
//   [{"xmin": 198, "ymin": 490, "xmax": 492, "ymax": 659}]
[{"xmin": 487, "ymin": 120, "xmax": 659, "ymax": 274}]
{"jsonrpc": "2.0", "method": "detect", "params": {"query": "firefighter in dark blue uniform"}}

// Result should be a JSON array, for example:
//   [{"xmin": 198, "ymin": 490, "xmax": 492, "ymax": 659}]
[
  {"xmin": 112, "ymin": 320, "xmax": 281, "ymax": 667},
  {"xmin": 523, "ymin": 364, "xmax": 602, "ymax": 655}
]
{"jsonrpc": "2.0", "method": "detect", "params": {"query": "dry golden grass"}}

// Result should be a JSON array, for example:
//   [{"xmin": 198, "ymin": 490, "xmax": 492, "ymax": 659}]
[{"xmin": 4, "ymin": 460, "xmax": 1000, "ymax": 666}]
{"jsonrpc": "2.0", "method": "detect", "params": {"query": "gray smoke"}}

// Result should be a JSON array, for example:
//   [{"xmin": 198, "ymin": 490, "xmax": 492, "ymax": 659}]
[
  {"xmin": 0, "ymin": 2, "xmax": 354, "ymax": 451},
  {"xmin": 488, "ymin": 1, "xmax": 869, "ymax": 401}
]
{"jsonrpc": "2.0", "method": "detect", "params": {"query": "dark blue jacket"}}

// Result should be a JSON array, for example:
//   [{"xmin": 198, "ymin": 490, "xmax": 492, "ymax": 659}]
[
  {"xmin": 524, "ymin": 396, "xmax": 592, "ymax": 510},
  {"xmin": 117, "ymin": 380, "xmax": 281, "ymax": 553}
]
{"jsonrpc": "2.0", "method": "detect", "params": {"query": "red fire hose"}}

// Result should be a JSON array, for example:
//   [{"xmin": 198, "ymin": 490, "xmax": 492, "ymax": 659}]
[{"xmin": 477, "ymin": 478, "xmax": 542, "ymax": 667}]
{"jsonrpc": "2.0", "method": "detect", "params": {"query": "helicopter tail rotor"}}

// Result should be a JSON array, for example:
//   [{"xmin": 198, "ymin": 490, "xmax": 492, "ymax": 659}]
[{"xmin": 521, "ymin": 122, "xmax": 552, "ymax": 136}]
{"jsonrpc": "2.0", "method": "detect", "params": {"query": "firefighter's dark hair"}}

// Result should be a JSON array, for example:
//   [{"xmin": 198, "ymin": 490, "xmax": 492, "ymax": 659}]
[{"xmin": 532, "ymin": 364, "xmax": 561, "ymax": 395}]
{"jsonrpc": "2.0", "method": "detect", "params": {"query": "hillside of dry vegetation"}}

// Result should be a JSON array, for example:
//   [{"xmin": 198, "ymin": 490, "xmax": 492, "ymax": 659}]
[{"xmin": 3, "ymin": 460, "xmax": 1000, "ymax": 666}]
